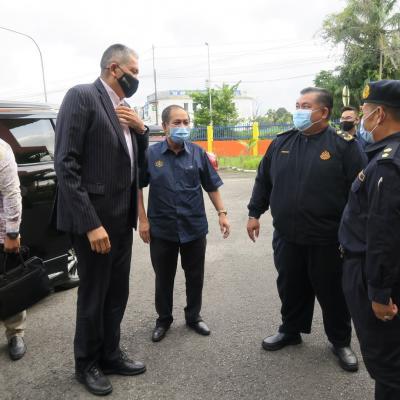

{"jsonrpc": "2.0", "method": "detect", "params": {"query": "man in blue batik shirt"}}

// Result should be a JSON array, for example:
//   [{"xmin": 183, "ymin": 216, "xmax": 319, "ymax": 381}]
[{"xmin": 138, "ymin": 105, "xmax": 230, "ymax": 343}]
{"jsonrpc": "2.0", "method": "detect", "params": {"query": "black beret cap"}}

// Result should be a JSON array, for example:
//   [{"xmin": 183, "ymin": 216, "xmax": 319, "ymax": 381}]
[{"xmin": 362, "ymin": 80, "xmax": 400, "ymax": 108}]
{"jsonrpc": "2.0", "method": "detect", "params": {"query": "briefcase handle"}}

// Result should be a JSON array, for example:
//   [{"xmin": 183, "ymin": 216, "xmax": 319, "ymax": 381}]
[{"xmin": 0, "ymin": 251, "xmax": 28, "ymax": 278}]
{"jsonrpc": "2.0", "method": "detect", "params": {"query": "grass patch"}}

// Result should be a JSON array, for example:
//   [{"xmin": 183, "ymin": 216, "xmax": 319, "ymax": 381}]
[{"xmin": 219, "ymin": 156, "xmax": 262, "ymax": 170}]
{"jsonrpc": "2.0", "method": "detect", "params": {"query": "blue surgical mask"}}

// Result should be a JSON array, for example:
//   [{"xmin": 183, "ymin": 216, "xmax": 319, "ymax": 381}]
[
  {"xmin": 359, "ymin": 108, "xmax": 378, "ymax": 144},
  {"xmin": 292, "ymin": 109, "xmax": 321, "ymax": 131},
  {"xmin": 170, "ymin": 127, "xmax": 191, "ymax": 144},
  {"xmin": 358, "ymin": 121, "xmax": 374, "ymax": 143}
]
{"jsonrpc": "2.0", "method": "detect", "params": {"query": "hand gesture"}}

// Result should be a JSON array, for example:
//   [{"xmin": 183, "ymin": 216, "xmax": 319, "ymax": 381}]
[{"xmin": 116, "ymin": 106, "xmax": 146, "ymax": 133}]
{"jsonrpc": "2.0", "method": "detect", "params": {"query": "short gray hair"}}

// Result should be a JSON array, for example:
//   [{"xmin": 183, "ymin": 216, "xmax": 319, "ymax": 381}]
[{"xmin": 100, "ymin": 44, "xmax": 138, "ymax": 70}]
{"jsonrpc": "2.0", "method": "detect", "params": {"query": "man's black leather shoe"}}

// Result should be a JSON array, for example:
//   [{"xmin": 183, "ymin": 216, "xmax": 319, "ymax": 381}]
[
  {"xmin": 152, "ymin": 326, "xmax": 169, "ymax": 342},
  {"xmin": 332, "ymin": 346, "xmax": 359, "ymax": 372},
  {"xmin": 187, "ymin": 321, "xmax": 211, "ymax": 336},
  {"xmin": 8, "ymin": 336, "xmax": 27, "ymax": 361},
  {"xmin": 76, "ymin": 365, "xmax": 112, "ymax": 396},
  {"xmin": 101, "ymin": 352, "xmax": 146, "ymax": 376},
  {"xmin": 262, "ymin": 332, "xmax": 302, "ymax": 351}
]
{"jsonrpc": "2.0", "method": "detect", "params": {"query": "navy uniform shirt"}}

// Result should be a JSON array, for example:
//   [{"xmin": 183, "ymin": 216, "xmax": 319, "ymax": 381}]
[
  {"xmin": 140, "ymin": 140, "xmax": 223, "ymax": 243},
  {"xmin": 248, "ymin": 126, "xmax": 366, "ymax": 245},
  {"xmin": 339, "ymin": 132, "xmax": 400, "ymax": 304}
]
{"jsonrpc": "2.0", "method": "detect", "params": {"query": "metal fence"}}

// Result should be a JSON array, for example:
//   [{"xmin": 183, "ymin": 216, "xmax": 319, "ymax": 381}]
[{"xmin": 191, "ymin": 123, "xmax": 293, "ymax": 141}]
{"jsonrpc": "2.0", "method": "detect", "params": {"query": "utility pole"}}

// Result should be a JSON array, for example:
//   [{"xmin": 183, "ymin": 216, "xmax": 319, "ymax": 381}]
[
  {"xmin": 152, "ymin": 44, "xmax": 159, "ymax": 125},
  {"xmin": 0, "ymin": 26, "xmax": 47, "ymax": 102},
  {"xmin": 205, "ymin": 42, "xmax": 213, "ymax": 126},
  {"xmin": 379, "ymin": 35, "xmax": 384, "ymax": 80}
]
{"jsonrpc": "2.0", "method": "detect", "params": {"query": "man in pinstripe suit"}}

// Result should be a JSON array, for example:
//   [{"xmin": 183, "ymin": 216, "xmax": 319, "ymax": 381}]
[{"xmin": 55, "ymin": 44, "xmax": 148, "ymax": 396}]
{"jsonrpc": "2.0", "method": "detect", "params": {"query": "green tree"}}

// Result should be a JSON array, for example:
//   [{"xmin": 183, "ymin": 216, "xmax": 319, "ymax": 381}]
[
  {"xmin": 318, "ymin": 0, "xmax": 400, "ymax": 110},
  {"xmin": 314, "ymin": 70, "xmax": 343, "ymax": 119},
  {"xmin": 190, "ymin": 83, "xmax": 239, "ymax": 126},
  {"xmin": 254, "ymin": 107, "xmax": 292, "ymax": 124}
]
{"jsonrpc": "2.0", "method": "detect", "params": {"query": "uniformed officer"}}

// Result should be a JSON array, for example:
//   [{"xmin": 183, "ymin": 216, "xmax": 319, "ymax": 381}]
[
  {"xmin": 339, "ymin": 80, "xmax": 400, "ymax": 399},
  {"xmin": 340, "ymin": 106, "xmax": 368, "ymax": 161},
  {"xmin": 138, "ymin": 105, "xmax": 230, "ymax": 342},
  {"xmin": 247, "ymin": 87, "xmax": 365, "ymax": 371}
]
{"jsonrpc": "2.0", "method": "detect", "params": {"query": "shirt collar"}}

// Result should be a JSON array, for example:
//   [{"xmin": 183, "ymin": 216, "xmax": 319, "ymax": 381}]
[
  {"xmin": 100, "ymin": 78, "xmax": 123, "ymax": 109},
  {"xmin": 365, "ymin": 131, "xmax": 400, "ymax": 155},
  {"xmin": 161, "ymin": 139, "xmax": 191, "ymax": 155}
]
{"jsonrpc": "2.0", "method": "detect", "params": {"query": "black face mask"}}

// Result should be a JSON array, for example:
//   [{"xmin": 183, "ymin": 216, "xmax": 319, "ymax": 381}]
[
  {"xmin": 116, "ymin": 65, "xmax": 139, "ymax": 98},
  {"xmin": 340, "ymin": 121, "xmax": 355, "ymax": 132}
]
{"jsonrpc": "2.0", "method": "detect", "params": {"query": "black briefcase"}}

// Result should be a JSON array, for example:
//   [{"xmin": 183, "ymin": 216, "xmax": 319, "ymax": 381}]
[{"xmin": 0, "ymin": 250, "xmax": 51, "ymax": 320}]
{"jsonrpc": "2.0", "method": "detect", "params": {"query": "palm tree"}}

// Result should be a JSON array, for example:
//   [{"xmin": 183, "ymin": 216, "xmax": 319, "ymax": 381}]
[{"xmin": 323, "ymin": 0, "xmax": 400, "ymax": 80}]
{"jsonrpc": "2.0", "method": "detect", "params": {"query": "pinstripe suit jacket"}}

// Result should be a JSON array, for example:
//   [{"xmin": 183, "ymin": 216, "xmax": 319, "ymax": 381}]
[{"xmin": 54, "ymin": 78, "xmax": 148, "ymax": 235}]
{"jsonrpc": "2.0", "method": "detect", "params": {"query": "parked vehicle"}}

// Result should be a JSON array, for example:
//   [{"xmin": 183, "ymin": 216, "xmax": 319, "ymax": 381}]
[
  {"xmin": 148, "ymin": 125, "xmax": 219, "ymax": 170},
  {"xmin": 0, "ymin": 101, "xmax": 79, "ymax": 290}
]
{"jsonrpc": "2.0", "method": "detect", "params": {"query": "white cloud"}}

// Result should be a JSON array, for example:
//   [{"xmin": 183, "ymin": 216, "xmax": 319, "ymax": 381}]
[{"xmin": 0, "ymin": 0, "xmax": 346, "ymax": 114}]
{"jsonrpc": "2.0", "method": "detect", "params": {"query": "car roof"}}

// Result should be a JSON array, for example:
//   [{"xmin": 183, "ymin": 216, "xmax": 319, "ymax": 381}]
[{"xmin": 0, "ymin": 101, "xmax": 58, "ymax": 118}]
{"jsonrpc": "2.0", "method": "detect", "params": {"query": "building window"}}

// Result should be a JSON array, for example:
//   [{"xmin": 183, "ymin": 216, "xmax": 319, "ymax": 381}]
[{"xmin": 184, "ymin": 103, "xmax": 189, "ymax": 111}]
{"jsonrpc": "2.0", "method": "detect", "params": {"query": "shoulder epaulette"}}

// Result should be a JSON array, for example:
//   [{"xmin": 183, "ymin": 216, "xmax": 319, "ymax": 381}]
[
  {"xmin": 378, "ymin": 142, "xmax": 400, "ymax": 162},
  {"xmin": 336, "ymin": 130, "xmax": 355, "ymax": 142},
  {"xmin": 277, "ymin": 128, "xmax": 297, "ymax": 136}
]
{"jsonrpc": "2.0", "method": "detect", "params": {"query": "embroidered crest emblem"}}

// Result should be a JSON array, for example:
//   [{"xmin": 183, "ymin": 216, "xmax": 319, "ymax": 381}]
[
  {"xmin": 320, "ymin": 150, "xmax": 331, "ymax": 160},
  {"xmin": 362, "ymin": 84, "xmax": 370, "ymax": 100},
  {"xmin": 155, "ymin": 160, "xmax": 164, "ymax": 168}
]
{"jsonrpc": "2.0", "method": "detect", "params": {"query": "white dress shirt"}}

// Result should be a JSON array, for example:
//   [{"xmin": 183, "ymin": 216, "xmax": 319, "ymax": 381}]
[{"xmin": 100, "ymin": 79, "xmax": 134, "ymax": 178}]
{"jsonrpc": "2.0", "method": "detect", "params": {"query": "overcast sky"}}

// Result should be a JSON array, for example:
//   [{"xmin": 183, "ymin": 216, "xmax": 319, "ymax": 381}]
[{"xmin": 0, "ymin": 0, "xmax": 346, "ymax": 114}]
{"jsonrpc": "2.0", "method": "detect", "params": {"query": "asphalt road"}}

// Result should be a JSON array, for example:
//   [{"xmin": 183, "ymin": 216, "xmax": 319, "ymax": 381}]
[{"xmin": 0, "ymin": 170, "xmax": 374, "ymax": 400}]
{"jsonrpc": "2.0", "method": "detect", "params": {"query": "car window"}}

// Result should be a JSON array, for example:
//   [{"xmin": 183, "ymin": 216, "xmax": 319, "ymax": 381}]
[{"xmin": 0, "ymin": 118, "xmax": 54, "ymax": 164}]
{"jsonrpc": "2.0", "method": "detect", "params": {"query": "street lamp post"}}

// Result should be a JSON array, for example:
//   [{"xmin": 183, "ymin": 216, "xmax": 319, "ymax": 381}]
[
  {"xmin": 0, "ymin": 26, "xmax": 48, "ymax": 102},
  {"xmin": 205, "ymin": 42, "xmax": 213, "ymax": 126},
  {"xmin": 342, "ymin": 85, "xmax": 350, "ymax": 107}
]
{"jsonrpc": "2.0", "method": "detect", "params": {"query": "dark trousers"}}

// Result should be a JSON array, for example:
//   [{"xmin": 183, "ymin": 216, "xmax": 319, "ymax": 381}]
[
  {"xmin": 343, "ymin": 258, "xmax": 400, "ymax": 394},
  {"xmin": 72, "ymin": 230, "xmax": 133, "ymax": 372},
  {"xmin": 375, "ymin": 382, "xmax": 400, "ymax": 400},
  {"xmin": 149, "ymin": 236, "xmax": 206, "ymax": 327},
  {"xmin": 273, "ymin": 233, "xmax": 351, "ymax": 346}
]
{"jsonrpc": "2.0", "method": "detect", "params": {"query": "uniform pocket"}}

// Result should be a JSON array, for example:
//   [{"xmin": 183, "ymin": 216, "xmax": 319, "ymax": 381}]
[{"xmin": 183, "ymin": 165, "xmax": 199, "ymax": 188}]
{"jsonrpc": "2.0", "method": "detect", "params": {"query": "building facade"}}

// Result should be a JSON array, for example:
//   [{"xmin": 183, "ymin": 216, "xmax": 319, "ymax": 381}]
[{"xmin": 140, "ymin": 89, "xmax": 254, "ymax": 126}]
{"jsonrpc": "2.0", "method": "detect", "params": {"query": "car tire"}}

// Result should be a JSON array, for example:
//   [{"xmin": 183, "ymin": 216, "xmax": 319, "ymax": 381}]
[{"xmin": 57, "ymin": 248, "xmax": 80, "ymax": 290}]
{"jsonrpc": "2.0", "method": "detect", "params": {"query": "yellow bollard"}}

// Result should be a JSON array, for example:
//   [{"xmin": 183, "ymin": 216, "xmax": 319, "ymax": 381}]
[
  {"xmin": 207, "ymin": 125, "xmax": 213, "ymax": 153},
  {"xmin": 252, "ymin": 122, "xmax": 260, "ymax": 156}
]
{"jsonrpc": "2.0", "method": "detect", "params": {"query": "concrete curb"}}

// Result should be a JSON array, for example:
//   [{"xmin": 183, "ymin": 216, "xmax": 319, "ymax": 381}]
[{"xmin": 219, "ymin": 166, "xmax": 257, "ymax": 173}]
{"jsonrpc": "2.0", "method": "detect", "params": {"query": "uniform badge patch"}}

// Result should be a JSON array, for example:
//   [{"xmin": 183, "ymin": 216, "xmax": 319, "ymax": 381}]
[
  {"xmin": 155, "ymin": 160, "xmax": 164, "ymax": 168},
  {"xmin": 362, "ymin": 84, "xmax": 370, "ymax": 100},
  {"xmin": 320, "ymin": 150, "xmax": 331, "ymax": 160}
]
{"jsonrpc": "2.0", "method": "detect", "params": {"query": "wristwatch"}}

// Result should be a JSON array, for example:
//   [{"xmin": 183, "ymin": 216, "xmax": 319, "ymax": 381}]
[
  {"xmin": 6, "ymin": 232, "xmax": 19, "ymax": 240},
  {"xmin": 217, "ymin": 209, "xmax": 228, "ymax": 216}
]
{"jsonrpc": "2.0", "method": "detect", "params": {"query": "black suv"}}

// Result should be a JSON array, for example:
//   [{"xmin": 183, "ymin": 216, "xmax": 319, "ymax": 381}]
[{"xmin": 0, "ymin": 101, "xmax": 78, "ymax": 289}]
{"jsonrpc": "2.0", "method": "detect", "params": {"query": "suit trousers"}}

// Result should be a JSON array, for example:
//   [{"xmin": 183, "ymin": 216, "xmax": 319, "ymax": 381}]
[
  {"xmin": 375, "ymin": 381, "xmax": 400, "ymax": 400},
  {"xmin": 273, "ymin": 232, "xmax": 351, "ymax": 346},
  {"xmin": 150, "ymin": 236, "xmax": 206, "ymax": 327},
  {"xmin": 72, "ymin": 230, "xmax": 133, "ymax": 372}
]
